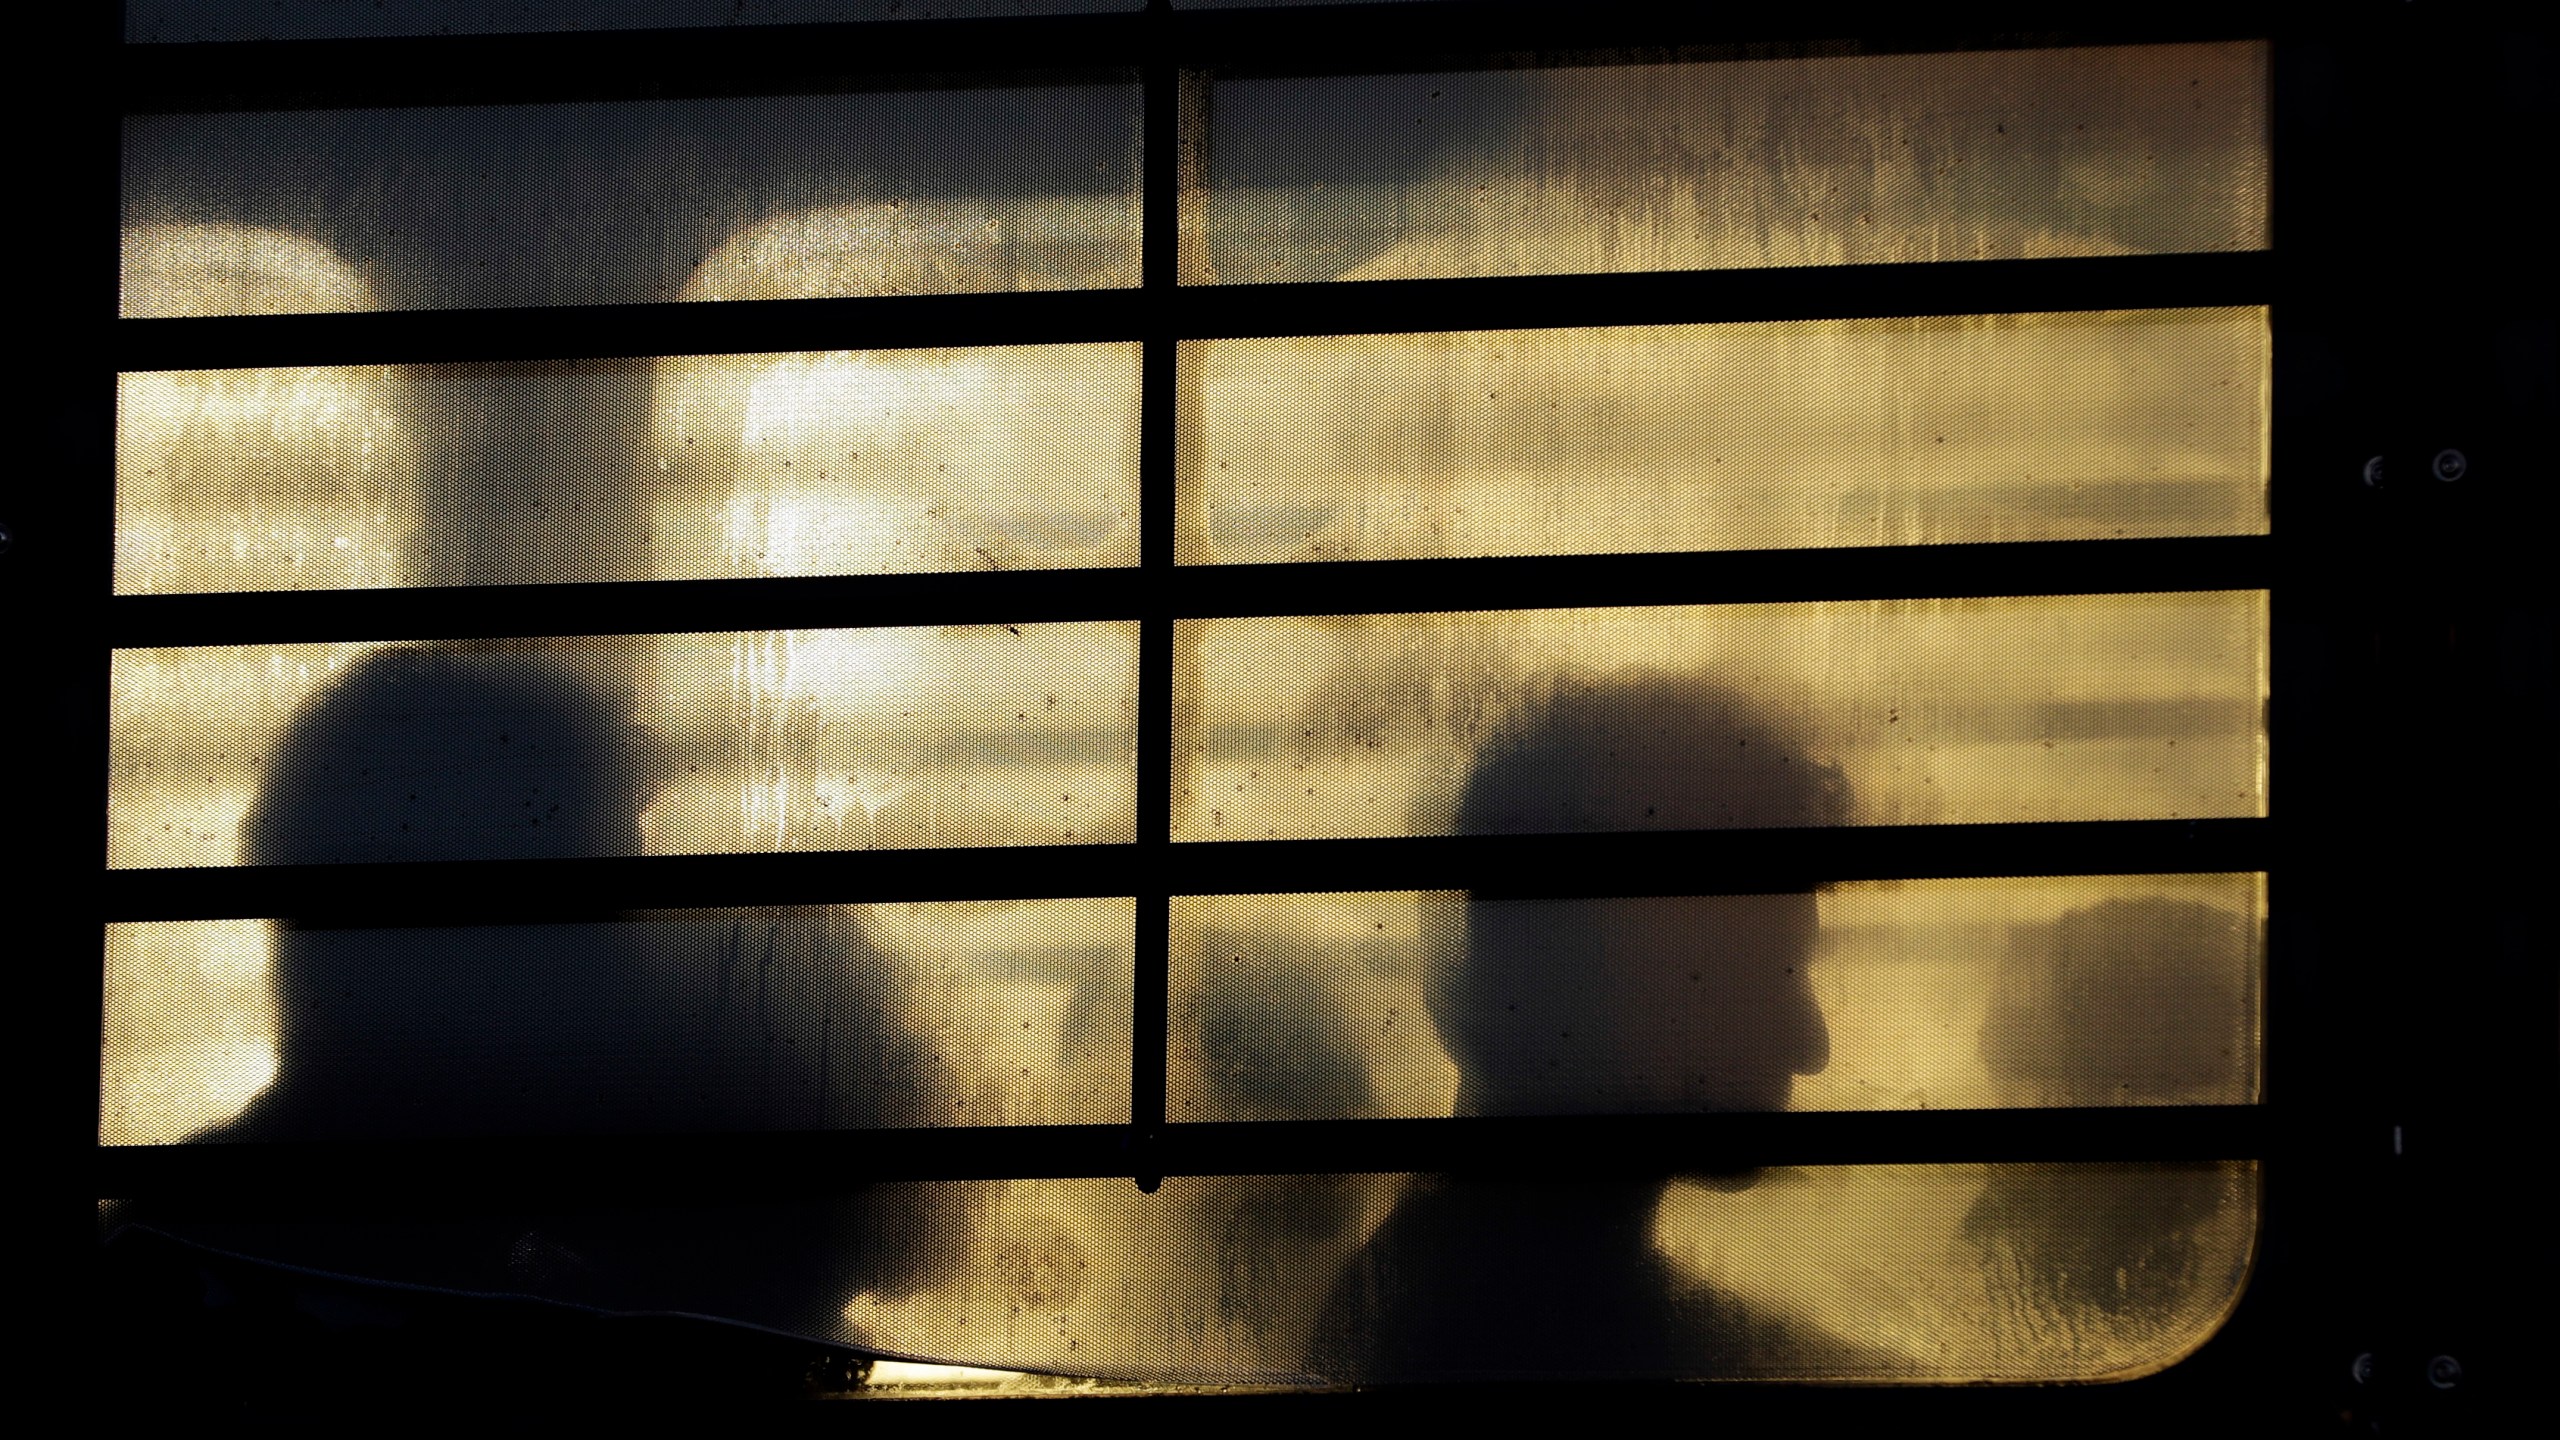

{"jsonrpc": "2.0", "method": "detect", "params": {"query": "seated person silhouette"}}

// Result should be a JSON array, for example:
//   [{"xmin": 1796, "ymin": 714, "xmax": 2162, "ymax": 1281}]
[
  {"xmin": 1304, "ymin": 672, "xmax": 1860, "ymax": 1383},
  {"xmin": 1963, "ymin": 896, "xmax": 2254, "ymax": 1335},
  {"xmin": 114, "ymin": 643, "xmax": 946, "ymax": 1371}
]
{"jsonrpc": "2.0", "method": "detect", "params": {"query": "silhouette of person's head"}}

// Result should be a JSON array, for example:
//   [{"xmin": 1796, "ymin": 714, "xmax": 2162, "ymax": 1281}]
[
  {"xmin": 1433, "ymin": 673, "xmax": 1847, "ymax": 1122},
  {"xmin": 1978, "ymin": 896, "xmax": 2253, "ymax": 1107},
  {"xmin": 236, "ymin": 645, "xmax": 654, "ymax": 1138},
  {"xmin": 218, "ymin": 643, "xmax": 955, "ymax": 1334},
  {"xmin": 1298, "ymin": 676, "xmax": 1861, "ymax": 1382},
  {"xmin": 1964, "ymin": 896, "xmax": 2255, "ymax": 1333}
]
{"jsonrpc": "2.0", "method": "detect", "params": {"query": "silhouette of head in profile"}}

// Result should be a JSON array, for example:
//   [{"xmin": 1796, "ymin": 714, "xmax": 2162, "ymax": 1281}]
[
  {"xmin": 1436, "ymin": 673, "xmax": 1846, "ymax": 1125},
  {"xmin": 1307, "ymin": 671, "xmax": 1857, "ymax": 1382}
]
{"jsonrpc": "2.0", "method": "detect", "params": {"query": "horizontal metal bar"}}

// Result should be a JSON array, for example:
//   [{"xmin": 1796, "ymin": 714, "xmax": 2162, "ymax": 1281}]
[
  {"xmin": 1166, "ymin": 255, "xmax": 2275, "ymax": 341},
  {"xmin": 121, "ymin": 15, "xmax": 1150, "ymax": 112},
  {"xmin": 119, "ymin": 4, "xmax": 2278, "ymax": 113},
  {"xmin": 104, "ymin": 537, "xmax": 2271, "ymax": 648},
  {"xmin": 97, "ymin": 1105, "xmax": 2269, "ymax": 1203},
  {"xmin": 113, "ymin": 254, "xmax": 2271, "ymax": 370},
  {"xmin": 113, "ymin": 290, "xmax": 1143, "ymax": 372},
  {"xmin": 102, "ymin": 819, "xmax": 2265, "ymax": 924}
]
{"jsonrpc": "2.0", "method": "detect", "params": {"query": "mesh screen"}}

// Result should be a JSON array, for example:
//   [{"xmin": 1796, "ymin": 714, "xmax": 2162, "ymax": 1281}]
[
  {"xmin": 109, "ymin": 626, "xmax": 1137, "ymax": 868},
  {"xmin": 1182, "ymin": 309, "xmax": 2268, "ymax": 564},
  {"xmin": 123, "ymin": 86, "xmax": 1141, "ymax": 317},
  {"xmin": 1174, "ymin": 876, "xmax": 2260, "ymax": 1123},
  {"xmin": 1195, "ymin": 43, "xmax": 2268, "ymax": 284},
  {"xmin": 1177, "ymin": 594, "xmax": 2268, "ymax": 842}
]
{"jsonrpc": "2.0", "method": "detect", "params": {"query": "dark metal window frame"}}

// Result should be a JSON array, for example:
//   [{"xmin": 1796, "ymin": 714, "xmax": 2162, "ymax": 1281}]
[{"xmin": 51, "ymin": 2, "xmax": 2549, "ymax": 1424}]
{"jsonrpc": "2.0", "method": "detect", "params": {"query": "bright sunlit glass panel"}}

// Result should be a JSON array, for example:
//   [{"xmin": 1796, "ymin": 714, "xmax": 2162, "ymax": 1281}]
[
  {"xmin": 1176, "ymin": 593, "xmax": 2268, "ymax": 843},
  {"xmin": 1172, "ymin": 875, "xmax": 2260, "ymax": 1123},
  {"xmin": 1182, "ymin": 309, "xmax": 2267, "ymax": 564},
  {"xmin": 1195, "ymin": 42, "xmax": 2268, "ymax": 284},
  {"xmin": 123, "ymin": 84, "xmax": 1141, "ymax": 316},
  {"xmin": 102, "ymin": 898, "xmax": 1133, "ymax": 1144},
  {"xmin": 114, "ymin": 343, "xmax": 1139, "ymax": 594},
  {"xmin": 108, "ymin": 624, "xmax": 1137, "ymax": 869}
]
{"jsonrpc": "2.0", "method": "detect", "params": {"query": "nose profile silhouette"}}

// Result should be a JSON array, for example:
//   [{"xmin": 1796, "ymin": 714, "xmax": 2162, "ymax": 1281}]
[{"xmin": 1307, "ymin": 670, "xmax": 1861, "ymax": 1382}]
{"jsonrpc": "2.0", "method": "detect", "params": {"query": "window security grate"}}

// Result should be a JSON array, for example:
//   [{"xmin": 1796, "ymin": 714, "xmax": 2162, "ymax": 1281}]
[{"xmin": 73, "ymin": 0, "xmax": 2433, "ymax": 1403}]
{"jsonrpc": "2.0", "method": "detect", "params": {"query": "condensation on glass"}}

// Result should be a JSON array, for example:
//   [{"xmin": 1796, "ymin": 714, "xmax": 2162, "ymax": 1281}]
[
  {"xmin": 115, "ymin": 342, "xmax": 1139, "ymax": 594},
  {"xmin": 1193, "ymin": 43, "xmax": 2268, "ymax": 284},
  {"xmin": 108, "ymin": 623, "xmax": 1136, "ymax": 870},
  {"xmin": 120, "ymin": 1161, "xmax": 2254, "ymax": 1383},
  {"xmin": 1173, "ymin": 876, "xmax": 2260, "ymax": 1124},
  {"xmin": 102, "ymin": 897, "xmax": 1131, "ymax": 1144},
  {"xmin": 1176, "ymin": 593, "xmax": 2267, "ymax": 842},
  {"xmin": 1182, "ymin": 309, "xmax": 2268, "ymax": 565},
  {"xmin": 126, "ymin": 1, "xmax": 1140, "ymax": 42},
  {"xmin": 123, "ymin": 83, "xmax": 1140, "ymax": 316}
]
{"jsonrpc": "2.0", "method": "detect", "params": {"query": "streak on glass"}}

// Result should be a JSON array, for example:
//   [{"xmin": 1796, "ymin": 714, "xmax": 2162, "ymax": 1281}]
[
  {"xmin": 114, "ymin": 344, "xmax": 1139, "ymax": 594},
  {"xmin": 108, "ymin": 623, "xmax": 1137, "ymax": 869},
  {"xmin": 123, "ymin": 85, "xmax": 1141, "ymax": 316},
  {"xmin": 1176, "ymin": 593, "xmax": 2268, "ymax": 842},
  {"xmin": 1172, "ymin": 876, "xmax": 2261, "ymax": 1123},
  {"xmin": 1183, "ymin": 310, "xmax": 2268, "ymax": 565},
  {"xmin": 102, "ymin": 898, "xmax": 1132, "ymax": 1143},
  {"xmin": 1196, "ymin": 43, "xmax": 2268, "ymax": 284}
]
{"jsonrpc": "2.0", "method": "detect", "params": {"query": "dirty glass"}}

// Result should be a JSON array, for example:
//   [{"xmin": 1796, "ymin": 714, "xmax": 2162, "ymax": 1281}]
[
  {"xmin": 102, "ymin": 898, "xmax": 1130, "ymax": 1144},
  {"xmin": 1195, "ymin": 43, "xmax": 2268, "ymax": 284},
  {"xmin": 108, "ymin": 623, "xmax": 1136, "ymax": 869},
  {"xmin": 1181, "ymin": 310, "xmax": 2268, "ymax": 564},
  {"xmin": 1173, "ymin": 876, "xmax": 2260, "ymax": 1123},
  {"xmin": 127, "ymin": 1, "xmax": 1139, "ymax": 42},
  {"xmin": 123, "ymin": 1163, "xmax": 2254, "ymax": 1383},
  {"xmin": 123, "ymin": 84, "xmax": 1140, "ymax": 316},
  {"xmin": 115, "ymin": 343, "xmax": 1139, "ymax": 594},
  {"xmin": 1176, "ymin": 594, "xmax": 2267, "ymax": 842}
]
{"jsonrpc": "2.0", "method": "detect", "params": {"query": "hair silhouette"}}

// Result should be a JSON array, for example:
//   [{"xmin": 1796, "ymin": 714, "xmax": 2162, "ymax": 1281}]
[{"xmin": 1307, "ymin": 671, "xmax": 1858, "ymax": 1381}]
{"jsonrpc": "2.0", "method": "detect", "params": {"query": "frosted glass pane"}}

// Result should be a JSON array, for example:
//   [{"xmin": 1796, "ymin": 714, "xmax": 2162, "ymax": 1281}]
[
  {"xmin": 109, "ymin": 624, "xmax": 1136, "ymax": 868},
  {"xmin": 1197, "ymin": 43, "xmax": 2268, "ymax": 284},
  {"xmin": 123, "ymin": 85, "xmax": 1140, "ymax": 316},
  {"xmin": 1301, "ymin": 1165, "xmax": 2255, "ymax": 1383},
  {"xmin": 118, "ymin": 1162, "xmax": 2255, "ymax": 1381},
  {"xmin": 1183, "ymin": 310, "xmax": 2268, "ymax": 564},
  {"xmin": 1176, "ymin": 594, "xmax": 2267, "ymax": 841},
  {"xmin": 655, "ymin": 344, "xmax": 1139, "ymax": 580},
  {"xmin": 1173, "ymin": 877, "xmax": 2260, "ymax": 1123},
  {"xmin": 114, "ymin": 344, "xmax": 1139, "ymax": 594},
  {"xmin": 128, "ymin": 1, "xmax": 1138, "ymax": 42},
  {"xmin": 103, "ymin": 898, "xmax": 1131, "ymax": 1143}
]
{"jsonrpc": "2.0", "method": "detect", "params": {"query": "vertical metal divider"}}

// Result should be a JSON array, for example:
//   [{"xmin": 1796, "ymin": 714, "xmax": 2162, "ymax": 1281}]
[
  {"xmin": 76, "ymin": 9, "xmax": 124, "ymax": 1243},
  {"xmin": 1131, "ymin": 0, "xmax": 1183, "ymax": 1192}
]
